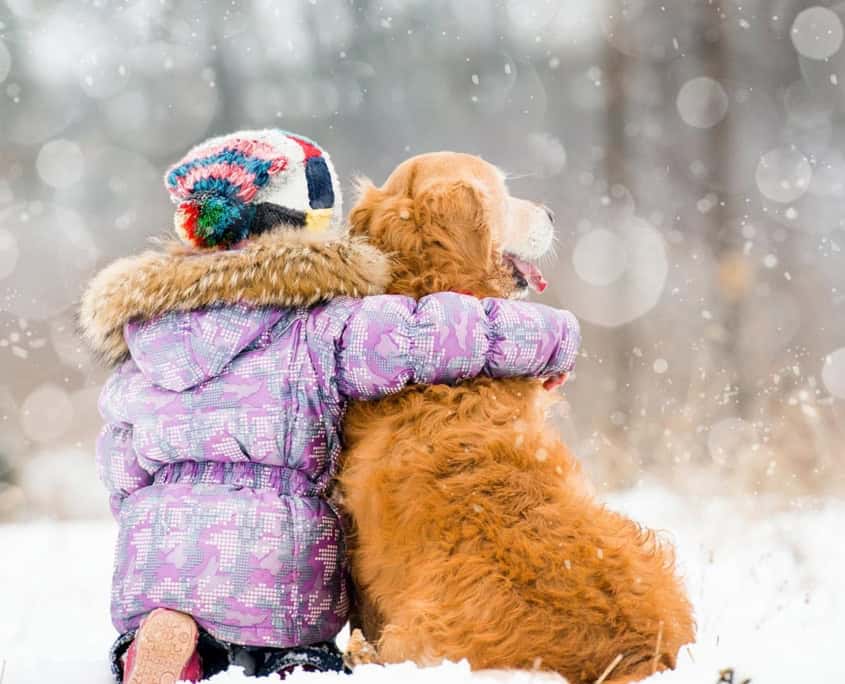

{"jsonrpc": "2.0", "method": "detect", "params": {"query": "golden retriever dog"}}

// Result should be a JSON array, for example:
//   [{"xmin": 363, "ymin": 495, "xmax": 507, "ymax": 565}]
[{"xmin": 338, "ymin": 152, "xmax": 695, "ymax": 684}]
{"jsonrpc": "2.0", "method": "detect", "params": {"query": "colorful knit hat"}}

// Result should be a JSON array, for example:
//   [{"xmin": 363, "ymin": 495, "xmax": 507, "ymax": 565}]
[{"xmin": 164, "ymin": 129, "xmax": 342, "ymax": 249}]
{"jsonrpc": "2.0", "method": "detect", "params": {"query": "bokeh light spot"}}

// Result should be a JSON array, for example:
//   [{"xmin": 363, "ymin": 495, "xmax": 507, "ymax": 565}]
[
  {"xmin": 526, "ymin": 132, "xmax": 567, "ymax": 177},
  {"xmin": 822, "ymin": 348, "xmax": 845, "ymax": 398},
  {"xmin": 791, "ymin": 7, "xmax": 843, "ymax": 61},
  {"xmin": 0, "ymin": 39, "xmax": 10, "ymax": 84},
  {"xmin": 20, "ymin": 383, "xmax": 74, "ymax": 443},
  {"xmin": 0, "ymin": 204, "xmax": 98, "ymax": 320},
  {"xmin": 77, "ymin": 46, "xmax": 130, "ymax": 99},
  {"xmin": 566, "ymin": 217, "xmax": 669, "ymax": 328},
  {"xmin": 36, "ymin": 139, "xmax": 85, "ymax": 189},
  {"xmin": 573, "ymin": 228, "xmax": 628, "ymax": 286},
  {"xmin": 677, "ymin": 77, "xmax": 729, "ymax": 129},
  {"xmin": 0, "ymin": 228, "xmax": 19, "ymax": 279},
  {"xmin": 755, "ymin": 147, "xmax": 813, "ymax": 203}
]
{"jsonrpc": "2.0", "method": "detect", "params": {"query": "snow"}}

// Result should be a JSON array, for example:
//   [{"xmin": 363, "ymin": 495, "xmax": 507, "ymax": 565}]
[{"xmin": 1, "ymin": 486, "xmax": 841, "ymax": 683}]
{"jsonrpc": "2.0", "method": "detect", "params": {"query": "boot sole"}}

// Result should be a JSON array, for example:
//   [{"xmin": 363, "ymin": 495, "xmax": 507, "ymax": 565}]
[{"xmin": 127, "ymin": 609, "xmax": 198, "ymax": 684}]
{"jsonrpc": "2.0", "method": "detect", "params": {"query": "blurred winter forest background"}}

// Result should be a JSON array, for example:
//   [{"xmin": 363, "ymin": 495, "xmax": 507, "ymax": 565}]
[{"xmin": 0, "ymin": 0, "xmax": 843, "ymax": 521}]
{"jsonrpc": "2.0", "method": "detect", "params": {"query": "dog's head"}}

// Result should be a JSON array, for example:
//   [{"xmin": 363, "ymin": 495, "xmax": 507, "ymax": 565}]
[{"xmin": 348, "ymin": 152, "xmax": 554, "ymax": 298}]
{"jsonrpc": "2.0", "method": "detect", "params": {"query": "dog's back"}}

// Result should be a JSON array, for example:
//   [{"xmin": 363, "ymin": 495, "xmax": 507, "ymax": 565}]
[{"xmin": 340, "ymin": 376, "xmax": 694, "ymax": 682}]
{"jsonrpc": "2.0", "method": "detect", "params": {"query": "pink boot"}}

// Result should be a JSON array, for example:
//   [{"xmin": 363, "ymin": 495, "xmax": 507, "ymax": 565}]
[{"xmin": 123, "ymin": 609, "xmax": 203, "ymax": 684}]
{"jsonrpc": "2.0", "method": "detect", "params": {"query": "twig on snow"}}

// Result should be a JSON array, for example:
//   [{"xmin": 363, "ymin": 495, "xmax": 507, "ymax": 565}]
[
  {"xmin": 651, "ymin": 620, "xmax": 664, "ymax": 673},
  {"xmin": 0, "ymin": 658, "xmax": 6, "ymax": 684},
  {"xmin": 594, "ymin": 653, "xmax": 624, "ymax": 684}
]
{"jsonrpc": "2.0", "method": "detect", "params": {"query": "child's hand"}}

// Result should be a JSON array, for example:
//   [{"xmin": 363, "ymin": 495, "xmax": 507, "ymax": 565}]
[{"xmin": 543, "ymin": 372, "xmax": 568, "ymax": 391}]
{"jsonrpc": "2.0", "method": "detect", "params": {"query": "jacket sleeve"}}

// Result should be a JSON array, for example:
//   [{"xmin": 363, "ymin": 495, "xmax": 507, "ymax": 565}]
[
  {"xmin": 480, "ymin": 297, "xmax": 580, "ymax": 378},
  {"xmin": 333, "ymin": 292, "xmax": 580, "ymax": 401},
  {"xmin": 96, "ymin": 365, "xmax": 155, "ymax": 518},
  {"xmin": 96, "ymin": 421, "xmax": 151, "ymax": 518}
]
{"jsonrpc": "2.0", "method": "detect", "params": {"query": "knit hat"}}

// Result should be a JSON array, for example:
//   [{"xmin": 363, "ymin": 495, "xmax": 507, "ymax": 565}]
[{"xmin": 164, "ymin": 129, "xmax": 342, "ymax": 249}]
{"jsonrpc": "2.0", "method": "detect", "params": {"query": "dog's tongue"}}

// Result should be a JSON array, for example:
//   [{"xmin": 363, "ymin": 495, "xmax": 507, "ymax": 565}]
[{"xmin": 509, "ymin": 255, "xmax": 548, "ymax": 293}]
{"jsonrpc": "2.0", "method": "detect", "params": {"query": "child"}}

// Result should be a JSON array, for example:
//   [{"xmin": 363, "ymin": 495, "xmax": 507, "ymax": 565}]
[{"xmin": 80, "ymin": 130, "xmax": 581, "ymax": 682}]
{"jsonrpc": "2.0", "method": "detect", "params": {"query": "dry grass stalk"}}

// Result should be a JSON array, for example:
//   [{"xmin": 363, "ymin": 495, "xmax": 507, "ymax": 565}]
[
  {"xmin": 594, "ymin": 653, "xmax": 624, "ymax": 684},
  {"xmin": 651, "ymin": 620, "xmax": 664, "ymax": 673}
]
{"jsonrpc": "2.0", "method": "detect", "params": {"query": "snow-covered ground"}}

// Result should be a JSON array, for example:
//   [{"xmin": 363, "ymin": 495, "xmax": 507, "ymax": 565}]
[{"xmin": 1, "ymin": 485, "xmax": 841, "ymax": 684}]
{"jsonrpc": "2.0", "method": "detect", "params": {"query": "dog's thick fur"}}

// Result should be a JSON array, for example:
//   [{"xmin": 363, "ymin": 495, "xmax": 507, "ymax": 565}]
[
  {"xmin": 79, "ymin": 229, "xmax": 390, "ymax": 365},
  {"xmin": 339, "ymin": 153, "xmax": 695, "ymax": 684}
]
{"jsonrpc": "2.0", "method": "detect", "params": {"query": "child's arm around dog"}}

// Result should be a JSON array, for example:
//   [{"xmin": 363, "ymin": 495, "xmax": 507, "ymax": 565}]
[{"xmin": 322, "ymin": 291, "xmax": 581, "ymax": 400}]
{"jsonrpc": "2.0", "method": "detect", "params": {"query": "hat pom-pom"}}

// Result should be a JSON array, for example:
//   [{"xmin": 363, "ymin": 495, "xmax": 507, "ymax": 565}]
[{"xmin": 174, "ymin": 195, "xmax": 254, "ymax": 249}]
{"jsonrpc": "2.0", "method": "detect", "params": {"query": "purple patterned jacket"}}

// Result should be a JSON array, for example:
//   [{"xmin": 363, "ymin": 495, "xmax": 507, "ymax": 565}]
[{"xmin": 96, "ymin": 294, "xmax": 580, "ymax": 648}]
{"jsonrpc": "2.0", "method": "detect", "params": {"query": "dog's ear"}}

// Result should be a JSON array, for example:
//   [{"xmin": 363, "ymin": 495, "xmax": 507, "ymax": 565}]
[
  {"xmin": 349, "ymin": 176, "xmax": 417, "ymax": 254},
  {"xmin": 349, "ymin": 176, "xmax": 380, "ymax": 238},
  {"xmin": 414, "ymin": 179, "xmax": 498, "ymax": 267}
]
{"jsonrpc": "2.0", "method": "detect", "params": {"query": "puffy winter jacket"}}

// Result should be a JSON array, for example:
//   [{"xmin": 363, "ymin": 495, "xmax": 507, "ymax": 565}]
[{"xmin": 82, "ymin": 232, "xmax": 580, "ymax": 648}]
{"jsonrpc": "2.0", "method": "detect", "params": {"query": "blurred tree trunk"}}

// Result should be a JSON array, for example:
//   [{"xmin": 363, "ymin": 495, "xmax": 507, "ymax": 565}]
[
  {"xmin": 710, "ymin": 3, "xmax": 751, "ymax": 417},
  {"xmin": 208, "ymin": 5, "xmax": 241, "ymax": 132},
  {"xmin": 603, "ymin": 39, "xmax": 637, "ymax": 457}
]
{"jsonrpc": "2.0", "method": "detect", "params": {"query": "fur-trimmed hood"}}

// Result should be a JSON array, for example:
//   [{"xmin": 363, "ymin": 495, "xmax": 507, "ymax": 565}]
[{"xmin": 79, "ymin": 229, "xmax": 391, "ymax": 366}]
